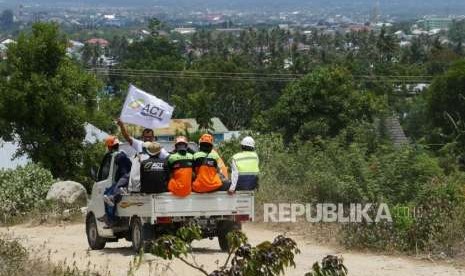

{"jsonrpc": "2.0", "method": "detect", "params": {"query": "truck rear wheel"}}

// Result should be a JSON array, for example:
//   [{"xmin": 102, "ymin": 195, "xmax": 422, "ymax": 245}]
[
  {"xmin": 131, "ymin": 217, "xmax": 144, "ymax": 252},
  {"xmin": 217, "ymin": 220, "xmax": 241, "ymax": 252},
  {"xmin": 131, "ymin": 216, "xmax": 154, "ymax": 253},
  {"xmin": 86, "ymin": 214, "xmax": 106, "ymax": 250}
]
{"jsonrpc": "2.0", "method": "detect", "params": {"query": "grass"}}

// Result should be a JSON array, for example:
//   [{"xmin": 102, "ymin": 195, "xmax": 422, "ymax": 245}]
[
  {"xmin": 0, "ymin": 202, "xmax": 85, "ymax": 227},
  {"xmin": 0, "ymin": 233, "xmax": 106, "ymax": 276}
]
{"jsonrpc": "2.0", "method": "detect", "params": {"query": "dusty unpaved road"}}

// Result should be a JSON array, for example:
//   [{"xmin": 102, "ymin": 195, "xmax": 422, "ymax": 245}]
[{"xmin": 1, "ymin": 223, "xmax": 464, "ymax": 276}]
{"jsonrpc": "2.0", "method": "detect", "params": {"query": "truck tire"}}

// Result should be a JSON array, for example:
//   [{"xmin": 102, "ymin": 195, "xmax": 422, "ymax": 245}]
[
  {"xmin": 217, "ymin": 220, "xmax": 241, "ymax": 252},
  {"xmin": 131, "ymin": 216, "xmax": 154, "ymax": 253},
  {"xmin": 86, "ymin": 214, "xmax": 106, "ymax": 250},
  {"xmin": 130, "ymin": 216, "xmax": 144, "ymax": 252}
]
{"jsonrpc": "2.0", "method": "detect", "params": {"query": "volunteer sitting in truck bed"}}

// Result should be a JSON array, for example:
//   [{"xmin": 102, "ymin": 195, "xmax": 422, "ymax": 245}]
[
  {"xmin": 228, "ymin": 136, "xmax": 260, "ymax": 195},
  {"xmin": 192, "ymin": 134, "xmax": 230, "ymax": 193},
  {"xmin": 99, "ymin": 136, "xmax": 132, "ymax": 227},
  {"xmin": 167, "ymin": 136, "xmax": 194, "ymax": 197},
  {"xmin": 129, "ymin": 141, "xmax": 168, "ymax": 193}
]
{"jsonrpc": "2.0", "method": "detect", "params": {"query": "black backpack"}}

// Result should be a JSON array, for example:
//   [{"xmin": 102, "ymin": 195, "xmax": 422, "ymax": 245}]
[{"xmin": 140, "ymin": 156, "xmax": 168, "ymax": 193}]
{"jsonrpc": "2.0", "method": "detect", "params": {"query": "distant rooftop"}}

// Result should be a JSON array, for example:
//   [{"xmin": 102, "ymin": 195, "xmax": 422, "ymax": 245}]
[
  {"xmin": 84, "ymin": 122, "xmax": 109, "ymax": 144},
  {"xmin": 86, "ymin": 38, "xmax": 109, "ymax": 46},
  {"xmin": 0, "ymin": 38, "xmax": 15, "ymax": 45},
  {"xmin": 173, "ymin": 27, "xmax": 196, "ymax": 34},
  {"xmin": 0, "ymin": 122, "xmax": 108, "ymax": 169},
  {"xmin": 123, "ymin": 117, "xmax": 228, "ymax": 138}
]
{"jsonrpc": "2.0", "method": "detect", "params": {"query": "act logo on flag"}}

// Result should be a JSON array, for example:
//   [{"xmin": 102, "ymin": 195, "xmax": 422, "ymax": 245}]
[{"xmin": 120, "ymin": 85, "xmax": 174, "ymax": 129}]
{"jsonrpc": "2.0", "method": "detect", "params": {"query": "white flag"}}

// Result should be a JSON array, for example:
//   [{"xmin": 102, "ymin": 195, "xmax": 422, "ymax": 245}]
[{"xmin": 120, "ymin": 85, "xmax": 174, "ymax": 129}]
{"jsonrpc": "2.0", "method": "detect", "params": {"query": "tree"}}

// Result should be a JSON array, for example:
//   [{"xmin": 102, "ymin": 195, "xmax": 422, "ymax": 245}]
[
  {"xmin": 0, "ymin": 23, "xmax": 100, "ymax": 179},
  {"xmin": 81, "ymin": 43, "xmax": 102, "ymax": 67},
  {"xmin": 109, "ymin": 35, "xmax": 128, "ymax": 60},
  {"xmin": 148, "ymin": 17, "xmax": 162, "ymax": 36},
  {"xmin": 425, "ymin": 59, "xmax": 465, "ymax": 153},
  {"xmin": 259, "ymin": 66, "xmax": 380, "ymax": 142},
  {"xmin": 0, "ymin": 9, "xmax": 14, "ymax": 29},
  {"xmin": 426, "ymin": 37, "xmax": 460, "ymax": 75},
  {"xmin": 114, "ymin": 36, "xmax": 185, "ymax": 101},
  {"xmin": 172, "ymin": 89, "xmax": 215, "ymax": 130},
  {"xmin": 449, "ymin": 19, "xmax": 465, "ymax": 45},
  {"xmin": 195, "ymin": 56, "xmax": 259, "ymax": 130},
  {"xmin": 376, "ymin": 27, "xmax": 399, "ymax": 63}
]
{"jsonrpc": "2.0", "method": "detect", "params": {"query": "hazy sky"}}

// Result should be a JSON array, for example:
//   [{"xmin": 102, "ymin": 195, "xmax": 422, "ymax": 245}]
[
  {"xmin": 2, "ymin": 0, "xmax": 464, "ymax": 7},
  {"xmin": 0, "ymin": 141, "xmax": 29, "ymax": 169},
  {"xmin": 1, "ymin": 0, "xmax": 465, "ymax": 16}
]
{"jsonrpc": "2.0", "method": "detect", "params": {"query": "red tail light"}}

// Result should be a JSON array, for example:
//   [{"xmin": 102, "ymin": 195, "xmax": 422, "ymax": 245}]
[
  {"xmin": 156, "ymin": 217, "xmax": 172, "ymax": 224},
  {"xmin": 234, "ymin": 215, "xmax": 250, "ymax": 222}
]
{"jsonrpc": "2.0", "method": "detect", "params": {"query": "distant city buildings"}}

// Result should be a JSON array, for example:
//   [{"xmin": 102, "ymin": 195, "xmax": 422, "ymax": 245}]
[
  {"xmin": 173, "ymin": 27, "xmax": 196, "ymax": 35},
  {"xmin": 0, "ymin": 38, "xmax": 15, "ymax": 59},
  {"xmin": 0, "ymin": 2, "xmax": 463, "ymax": 72},
  {"xmin": 417, "ymin": 17, "xmax": 453, "ymax": 31}
]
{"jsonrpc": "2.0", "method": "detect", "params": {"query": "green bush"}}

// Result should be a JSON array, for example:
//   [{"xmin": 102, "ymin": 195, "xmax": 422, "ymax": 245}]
[
  {"xmin": 368, "ymin": 146, "xmax": 444, "ymax": 204},
  {"xmin": 148, "ymin": 225, "xmax": 300, "ymax": 276},
  {"xmin": 411, "ymin": 174, "xmax": 465, "ymax": 255},
  {"xmin": 250, "ymin": 123, "xmax": 465, "ymax": 255},
  {"xmin": 0, "ymin": 234, "xmax": 101, "ymax": 276},
  {"xmin": 341, "ymin": 174, "xmax": 465, "ymax": 255},
  {"xmin": 254, "ymin": 125, "xmax": 382, "ymax": 205},
  {"xmin": 0, "ymin": 234, "xmax": 28, "ymax": 276},
  {"xmin": 0, "ymin": 164, "xmax": 54, "ymax": 221}
]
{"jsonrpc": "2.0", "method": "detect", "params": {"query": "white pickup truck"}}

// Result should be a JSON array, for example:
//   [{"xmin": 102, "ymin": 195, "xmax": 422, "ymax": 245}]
[{"xmin": 85, "ymin": 151, "xmax": 255, "ymax": 252}]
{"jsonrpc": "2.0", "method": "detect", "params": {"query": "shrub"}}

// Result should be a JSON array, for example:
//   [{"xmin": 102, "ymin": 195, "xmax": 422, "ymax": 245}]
[
  {"xmin": 0, "ymin": 234, "xmax": 102, "ymax": 276},
  {"xmin": 0, "ymin": 163, "xmax": 54, "ymax": 222},
  {"xmin": 249, "ymin": 123, "xmax": 465, "ymax": 255},
  {"xmin": 148, "ymin": 225, "xmax": 300, "ymax": 276},
  {"xmin": 341, "ymin": 174, "xmax": 465, "ymax": 255},
  {"xmin": 411, "ymin": 174, "xmax": 465, "ymax": 255},
  {"xmin": 367, "ymin": 146, "xmax": 444, "ymax": 204},
  {"xmin": 0, "ymin": 234, "xmax": 28, "ymax": 276},
  {"xmin": 305, "ymin": 255, "xmax": 348, "ymax": 276}
]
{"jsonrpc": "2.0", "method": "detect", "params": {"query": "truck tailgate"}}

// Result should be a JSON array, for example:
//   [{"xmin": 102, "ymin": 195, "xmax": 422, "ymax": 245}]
[{"xmin": 154, "ymin": 191, "xmax": 254, "ymax": 218}]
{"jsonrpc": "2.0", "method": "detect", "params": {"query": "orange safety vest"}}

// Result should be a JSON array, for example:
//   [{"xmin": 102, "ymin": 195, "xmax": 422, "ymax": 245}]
[
  {"xmin": 167, "ymin": 152, "xmax": 193, "ymax": 197},
  {"xmin": 192, "ymin": 150, "xmax": 222, "ymax": 193},
  {"xmin": 215, "ymin": 149, "xmax": 229, "ymax": 180}
]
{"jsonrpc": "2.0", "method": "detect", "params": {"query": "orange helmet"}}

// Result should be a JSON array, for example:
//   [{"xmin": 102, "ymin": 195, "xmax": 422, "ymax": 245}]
[
  {"xmin": 199, "ymin": 134, "xmax": 214, "ymax": 145},
  {"xmin": 105, "ymin": 135, "xmax": 120, "ymax": 149},
  {"xmin": 175, "ymin": 136, "xmax": 188, "ymax": 145}
]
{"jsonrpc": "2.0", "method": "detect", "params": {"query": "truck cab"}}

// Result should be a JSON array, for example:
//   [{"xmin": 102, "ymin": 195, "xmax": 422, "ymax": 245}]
[{"xmin": 86, "ymin": 150, "xmax": 255, "ymax": 252}]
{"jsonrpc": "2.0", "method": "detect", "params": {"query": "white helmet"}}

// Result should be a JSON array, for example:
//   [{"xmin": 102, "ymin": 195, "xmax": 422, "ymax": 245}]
[{"xmin": 241, "ymin": 136, "xmax": 255, "ymax": 148}]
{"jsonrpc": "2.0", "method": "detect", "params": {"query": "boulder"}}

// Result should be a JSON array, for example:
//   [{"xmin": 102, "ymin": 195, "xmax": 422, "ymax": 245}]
[{"xmin": 46, "ymin": 181, "xmax": 87, "ymax": 206}]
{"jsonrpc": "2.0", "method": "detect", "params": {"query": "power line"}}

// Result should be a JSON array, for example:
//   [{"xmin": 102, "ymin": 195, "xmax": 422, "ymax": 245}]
[
  {"xmin": 90, "ymin": 67, "xmax": 306, "ymax": 77},
  {"xmin": 88, "ymin": 67, "xmax": 434, "ymax": 78},
  {"xmin": 101, "ymin": 73, "xmax": 298, "ymax": 82},
  {"xmin": 87, "ymin": 68, "xmax": 434, "ymax": 83}
]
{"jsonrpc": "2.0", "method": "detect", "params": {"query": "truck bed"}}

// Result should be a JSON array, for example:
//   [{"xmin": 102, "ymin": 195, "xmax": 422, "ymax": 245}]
[{"xmin": 116, "ymin": 191, "xmax": 254, "ymax": 222}]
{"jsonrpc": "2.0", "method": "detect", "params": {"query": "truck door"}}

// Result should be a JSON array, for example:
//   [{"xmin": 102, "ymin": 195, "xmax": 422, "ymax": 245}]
[{"xmin": 90, "ymin": 152, "xmax": 115, "ymax": 220}]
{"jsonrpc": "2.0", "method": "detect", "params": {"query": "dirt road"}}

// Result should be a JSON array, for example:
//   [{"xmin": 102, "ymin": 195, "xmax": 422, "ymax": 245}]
[{"xmin": 1, "ymin": 222, "xmax": 464, "ymax": 276}]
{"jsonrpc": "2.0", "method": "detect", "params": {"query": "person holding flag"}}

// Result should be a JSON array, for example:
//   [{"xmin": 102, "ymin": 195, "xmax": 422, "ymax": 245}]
[
  {"xmin": 117, "ymin": 84, "xmax": 175, "ymax": 158},
  {"xmin": 117, "ymin": 119, "xmax": 169, "ymax": 159}
]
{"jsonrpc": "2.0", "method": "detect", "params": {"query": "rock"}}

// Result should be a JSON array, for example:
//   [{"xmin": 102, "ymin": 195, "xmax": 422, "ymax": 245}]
[{"xmin": 46, "ymin": 181, "xmax": 88, "ymax": 206}]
